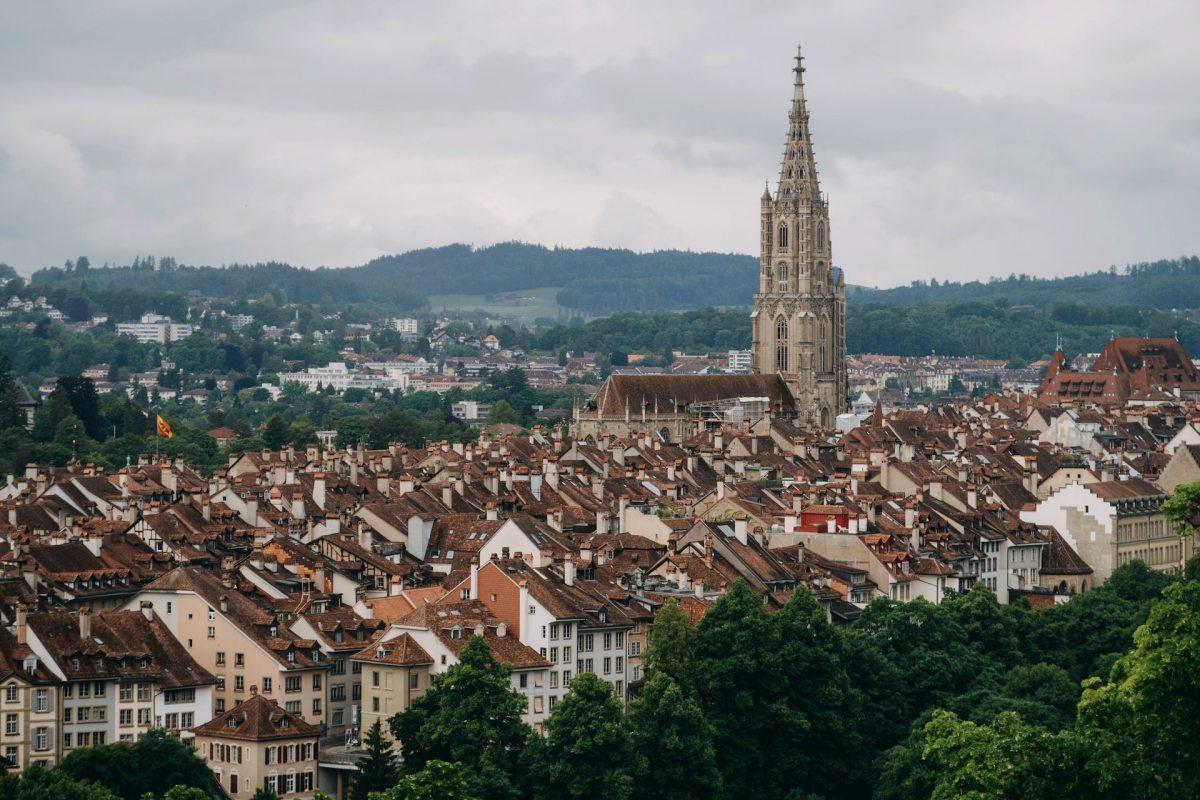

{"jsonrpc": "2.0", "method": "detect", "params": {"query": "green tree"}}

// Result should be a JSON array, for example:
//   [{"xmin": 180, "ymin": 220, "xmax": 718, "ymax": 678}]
[
  {"xmin": 918, "ymin": 710, "xmax": 1082, "ymax": 800},
  {"xmin": 390, "ymin": 637, "xmax": 531, "ymax": 800},
  {"xmin": 1077, "ymin": 580, "xmax": 1200, "ymax": 798},
  {"xmin": 58, "ymin": 727, "xmax": 218, "ymax": 800},
  {"xmin": 687, "ymin": 581, "xmax": 780, "ymax": 800},
  {"xmin": 374, "ymin": 761, "xmax": 480, "ymax": 800},
  {"xmin": 0, "ymin": 764, "xmax": 120, "ymax": 800},
  {"xmin": 352, "ymin": 720, "xmax": 397, "ymax": 800},
  {"xmin": 485, "ymin": 400, "xmax": 520, "ymax": 426},
  {"xmin": 627, "ymin": 673, "xmax": 722, "ymax": 800},
  {"xmin": 538, "ymin": 673, "xmax": 633, "ymax": 800},
  {"xmin": 1163, "ymin": 481, "xmax": 1200, "ymax": 537},
  {"xmin": 249, "ymin": 789, "xmax": 280, "ymax": 800},
  {"xmin": 162, "ymin": 787, "xmax": 211, "ymax": 800},
  {"xmin": 643, "ymin": 598, "xmax": 693, "ymax": 689},
  {"xmin": 261, "ymin": 414, "xmax": 290, "ymax": 450}
]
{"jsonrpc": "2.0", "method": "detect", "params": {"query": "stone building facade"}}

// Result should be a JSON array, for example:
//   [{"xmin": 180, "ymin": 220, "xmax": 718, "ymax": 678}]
[{"xmin": 751, "ymin": 46, "xmax": 847, "ymax": 427}]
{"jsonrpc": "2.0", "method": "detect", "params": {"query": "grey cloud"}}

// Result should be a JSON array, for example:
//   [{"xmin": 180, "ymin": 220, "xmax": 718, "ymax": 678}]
[{"xmin": 0, "ymin": 0, "xmax": 1195, "ymax": 287}]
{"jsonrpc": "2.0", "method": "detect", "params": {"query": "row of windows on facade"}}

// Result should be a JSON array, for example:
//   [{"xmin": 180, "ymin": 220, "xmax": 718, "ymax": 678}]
[
  {"xmin": 775, "ymin": 221, "xmax": 825, "ymax": 250},
  {"xmin": 774, "ymin": 319, "xmax": 830, "ymax": 374},
  {"xmin": 770, "ymin": 260, "xmax": 828, "ymax": 292},
  {"xmin": 214, "ymin": 675, "xmax": 316, "ymax": 694}
]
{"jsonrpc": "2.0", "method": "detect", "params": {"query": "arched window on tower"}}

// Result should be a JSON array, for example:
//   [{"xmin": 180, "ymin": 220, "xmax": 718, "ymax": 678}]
[
  {"xmin": 817, "ymin": 222, "xmax": 826, "ymax": 250},
  {"xmin": 819, "ymin": 343, "xmax": 827, "ymax": 373},
  {"xmin": 775, "ymin": 319, "xmax": 789, "ymax": 372},
  {"xmin": 776, "ymin": 263, "xmax": 788, "ymax": 292},
  {"xmin": 777, "ymin": 224, "xmax": 788, "ymax": 249}
]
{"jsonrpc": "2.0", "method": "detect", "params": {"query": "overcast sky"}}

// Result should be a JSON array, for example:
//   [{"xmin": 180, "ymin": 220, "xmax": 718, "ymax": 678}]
[{"xmin": 1, "ymin": 1, "xmax": 1197, "ymax": 286}]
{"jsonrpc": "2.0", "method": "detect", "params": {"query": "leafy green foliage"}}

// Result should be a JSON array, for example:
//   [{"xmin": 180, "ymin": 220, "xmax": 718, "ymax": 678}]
[
  {"xmin": 0, "ymin": 764, "xmax": 121, "ymax": 800},
  {"xmin": 537, "ymin": 673, "xmax": 633, "ymax": 800},
  {"xmin": 373, "ymin": 761, "xmax": 480, "ymax": 800},
  {"xmin": 390, "ymin": 637, "xmax": 532, "ymax": 800},
  {"xmin": 627, "ymin": 673, "xmax": 722, "ymax": 800},
  {"xmin": 57, "ymin": 728, "xmax": 219, "ymax": 800}
]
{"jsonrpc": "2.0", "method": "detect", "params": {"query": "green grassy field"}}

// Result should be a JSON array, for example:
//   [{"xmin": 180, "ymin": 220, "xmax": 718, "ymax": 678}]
[{"xmin": 427, "ymin": 286, "xmax": 588, "ymax": 325}]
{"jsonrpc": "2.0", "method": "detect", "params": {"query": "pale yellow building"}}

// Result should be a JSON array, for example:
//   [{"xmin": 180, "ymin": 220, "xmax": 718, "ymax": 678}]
[
  {"xmin": 194, "ymin": 692, "xmax": 320, "ymax": 800},
  {"xmin": 351, "ymin": 633, "xmax": 432, "ymax": 741}
]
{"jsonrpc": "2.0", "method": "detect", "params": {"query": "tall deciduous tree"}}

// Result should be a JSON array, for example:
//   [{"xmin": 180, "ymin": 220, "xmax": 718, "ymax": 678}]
[
  {"xmin": 538, "ymin": 673, "xmax": 633, "ymax": 800},
  {"xmin": 390, "ymin": 637, "xmax": 531, "ymax": 800},
  {"xmin": 643, "ymin": 598, "xmax": 693, "ymax": 689},
  {"xmin": 627, "ymin": 673, "xmax": 722, "ymax": 800}
]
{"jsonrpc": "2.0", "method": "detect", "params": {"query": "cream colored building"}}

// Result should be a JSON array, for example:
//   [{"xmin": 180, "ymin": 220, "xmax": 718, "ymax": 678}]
[
  {"xmin": 194, "ymin": 692, "xmax": 320, "ymax": 800},
  {"xmin": 0, "ymin": 623, "xmax": 60, "ymax": 770},
  {"xmin": 351, "ymin": 634, "xmax": 431, "ymax": 741},
  {"xmin": 127, "ymin": 568, "xmax": 328, "ymax": 727}
]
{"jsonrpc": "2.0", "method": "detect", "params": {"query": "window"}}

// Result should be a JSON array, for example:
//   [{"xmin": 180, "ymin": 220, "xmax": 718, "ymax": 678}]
[
  {"xmin": 312, "ymin": 674, "xmax": 321, "ymax": 691},
  {"xmin": 32, "ymin": 689, "xmax": 48, "ymax": 713},
  {"xmin": 234, "ymin": 653, "xmax": 244, "ymax": 667},
  {"xmin": 372, "ymin": 697, "xmax": 380, "ymax": 712},
  {"xmin": 120, "ymin": 709, "xmax": 132, "ymax": 727},
  {"xmin": 817, "ymin": 221, "xmax": 826, "ymax": 249},
  {"xmin": 119, "ymin": 682, "xmax": 132, "ymax": 701},
  {"xmin": 563, "ymin": 669, "xmax": 572, "ymax": 687},
  {"xmin": 4, "ymin": 685, "xmax": 16, "ymax": 703},
  {"xmin": 775, "ymin": 318, "xmax": 789, "ymax": 371},
  {"xmin": 409, "ymin": 673, "xmax": 419, "ymax": 690},
  {"xmin": 263, "ymin": 677, "xmax": 273, "ymax": 694},
  {"xmin": 78, "ymin": 683, "xmax": 90, "ymax": 699},
  {"xmin": 137, "ymin": 683, "xmax": 151, "ymax": 701},
  {"xmin": 94, "ymin": 732, "xmax": 106, "ymax": 745},
  {"xmin": 285, "ymin": 701, "xmax": 301, "ymax": 714},
  {"xmin": 235, "ymin": 676, "xmax": 244, "ymax": 692},
  {"xmin": 216, "ymin": 652, "xmax": 225, "ymax": 666},
  {"xmin": 207, "ymin": 627, "xmax": 215, "ymax": 640},
  {"xmin": 138, "ymin": 708, "xmax": 151, "ymax": 725},
  {"xmin": 4, "ymin": 714, "xmax": 16, "ymax": 735},
  {"xmin": 777, "ymin": 264, "xmax": 789, "ymax": 292},
  {"xmin": 372, "ymin": 671, "xmax": 380, "ymax": 688},
  {"xmin": 615, "ymin": 632, "xmax": 624, "ymax": 649},
  {"xmin": 285, "ymin": 676, "xmax": 301, "ymax": 693},
  {"xmin": 92, "ymin": 682, "xmax": 105, "ymax": 698},
  {"xmin": 616, "ymin": 656, "xmax": 624, "ymax": 673},
  {"xmin": 603, "ymin": 633, "xmax": 612, "ymax": 650},
  {"xmin": 777, "ymin": 224, "xmax": 788, "ymax": 248},
  {"xmin": 549, "ymin": 647, "xmax": 558, "ymax": 664},
  {"xmin": 549, "ymin": 672, "xmax": 558, "ymax": 689},
  {"xmin": 603, "ymin": 657, "xmax": 611, "ymax": 675},
  {"xmin": 312, "ymin": 699, "xmax": 321, "ymax": 716},
  {"xmin": 33, "ymin": 728, "xmax": 48, "ymax": 752}
]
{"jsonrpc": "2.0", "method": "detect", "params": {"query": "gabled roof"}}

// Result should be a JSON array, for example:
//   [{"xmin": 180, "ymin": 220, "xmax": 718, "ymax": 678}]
[{"xmin": 193, "ymin": 693, "xmax": 319, "ymax": 741}]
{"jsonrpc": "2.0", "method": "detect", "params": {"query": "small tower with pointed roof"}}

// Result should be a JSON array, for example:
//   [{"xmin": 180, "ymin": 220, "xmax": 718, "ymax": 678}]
[{"xmin": 751, "ymin": 45, "xmax": 847, "ymax": 427}]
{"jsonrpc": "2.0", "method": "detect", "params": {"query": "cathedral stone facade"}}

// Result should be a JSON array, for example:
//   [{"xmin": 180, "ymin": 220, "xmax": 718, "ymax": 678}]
[
  {"xmin": 751, "ymin": 47, "xmax": 847, "ymax": 427},
  {"xmin": 575, "ymin": 46, "xmax": 846, "ymax": 441}
]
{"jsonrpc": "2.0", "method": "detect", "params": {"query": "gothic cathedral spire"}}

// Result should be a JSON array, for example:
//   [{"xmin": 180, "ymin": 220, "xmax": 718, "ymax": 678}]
[{"xmin": 751, "ymin": 45, "xmax": 847, "ymax": 428}]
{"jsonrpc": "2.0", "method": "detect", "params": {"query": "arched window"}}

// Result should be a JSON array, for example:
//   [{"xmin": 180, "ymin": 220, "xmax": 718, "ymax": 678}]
[
  {"xmin": 775, "ymin": 318, "xmax": 789, "ymax": 372},
  {"xmin": 817, "ymin": 222, "xmax": 826, "ymax": 250},
  {"xmin": 819, "ymin": 343, "xmax": 827, "ymax": 373},
  {"xmin": 776, "ymin": 263, "xmax": 788, "ymax": 292},
  {"xmin": 777, "ymin": 224, "xmax": 788, "ymax": 249},
  {"xmin": 820, "ymin": 407, "xmax": 830, "ymax": 428}
]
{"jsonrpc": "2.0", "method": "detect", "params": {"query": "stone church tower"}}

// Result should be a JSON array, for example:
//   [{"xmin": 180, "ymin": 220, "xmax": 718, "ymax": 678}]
[{"xmin": 751, "ymin": 46, "xmax": 847, "ymax": 427}]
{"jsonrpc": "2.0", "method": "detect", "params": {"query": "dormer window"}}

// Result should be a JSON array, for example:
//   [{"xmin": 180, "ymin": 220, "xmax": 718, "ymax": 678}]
[
  {"xmin": 71, "ymin": 658, "xmax": 80, "ymax": 670},
  {"xmin": 450, "ymin": 627, "xmax": 461, "ymax": 640}
]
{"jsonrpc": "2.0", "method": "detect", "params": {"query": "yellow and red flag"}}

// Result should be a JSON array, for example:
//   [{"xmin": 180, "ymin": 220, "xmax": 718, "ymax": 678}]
[{"xmin": 156, "ymin": 415, "xmax": 174, "ymax": 439}]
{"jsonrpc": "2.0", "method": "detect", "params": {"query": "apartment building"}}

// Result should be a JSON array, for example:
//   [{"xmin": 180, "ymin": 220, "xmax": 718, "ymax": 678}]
[
  {"xmin": 116, "ymin": 313, "xmax": 193, "ymax": 344},
  {"xmin": 288, "ymin": 608, "xmax": 385, "ymax": 737},
  {"xmin": 194, "ymin": 693, "xmax": 319, "ymax": 800},
  {"xmin": 21, "ymin": 606, "xmax": 214, "ymax": 758},
  {"xmin": 350, "ymin": 634, "xmax": 432, "ymax": 739},
  {"xmin": 127, "ymin": 567, "xmax": 329, "ymax": 728},
  {"xmin": 0, "ymin": 623, "xmax": 60, "ymax": 770}
]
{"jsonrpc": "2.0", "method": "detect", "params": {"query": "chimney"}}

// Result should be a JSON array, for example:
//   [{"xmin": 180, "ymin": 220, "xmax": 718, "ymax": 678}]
[
  {"xmin": 716, "ymin": 480, "xmax": 726, "ymax": 500},
  {"xmin": 904, "ymin": 501, "xmax": 916, "ymax": 530},
  {"xmin": 496, "ymin": 621, "xmax": 507, "ymax": 638},
  {"xmin": 473, "ymin": 623, "xmax": 485, "ymax": 638},
  {"xmin": 7, "ymin": 503, "xmax": 16, "ymax": 525},
  {"xmin": 591, "ymin": 476, "xmax": 604, "ymax": 501},
  {"xmin": 967, "ymin": 483, "xmax": 978, "ymax": 509},
  {"xmin": 595, "ymin": 510, "xmax": 608, "ymax": 534},
  {"xmin": 139, "ymin": 600, "xmax": 154, "ymax": 621},
  {"xmin": 291, "ymin": 492, "xmax": 304, "ymax": 520},
  {"xmin": 219, "ymin": 595, "xmax": 228, "ymax": 613},
  {"xmin": 349, "ymin": 460, "xmax": 359, "ymax": 486},
  {"xmin": 564, "ymin": 560, "xmax": 576, "ymax": 587},
  {"xmin": 313, "ymin": 473, "xmax": 326, "ymax": 509},
  {"xmin": 618, "ymin": 497, "xmax": 629, "ymax": 533},
  {"xmin": 79, "ymin": 606, "xmax": 92, "ymax": 641},
  {"xmin": 314, "ymin": 567, "xmax": 326, "ymax": 593},
  {"xmin": 517, "ymin": 580, "xmax": 531, "ymax": 643},
  {"xmin": 377, "ymin": 473, "xmax": 390, "ymax": 495},
  {"xmin": 733, "ymin": 515, "xmax": 748, "ymax": 546},
  {"xmin": 200, "ymin": 495, "xmax": 211, "ymax": 522},
  {"xmin": 784, "ymin": 514, "xmax": 797, "ymax": 534},
  {"xmin": 485, "ymin": 502, "xmax": 498, "ymax": 521},
  {"xmin": 15, "ymin": 605, "xmax": 26, "ymax": 644},
  {"xmin": 470, "ymin": 562, "xmax": 479, "ymax": 600},
  {"xmin": 442, "ymin": 484, "xmax": 454, "ymax": 509}
]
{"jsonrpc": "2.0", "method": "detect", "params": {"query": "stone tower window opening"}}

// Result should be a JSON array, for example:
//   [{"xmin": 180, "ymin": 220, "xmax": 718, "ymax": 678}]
[
  {"xmin": 775, "ymin": 318, "xmax": 789, "ymax": 372},
  {"xmin": 778, "ymin": 224, "xmax": 788, "ymax": 249},
  {"xmin": 777, "ymin": 263, "xmax": 789, "ymax": 292}
]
